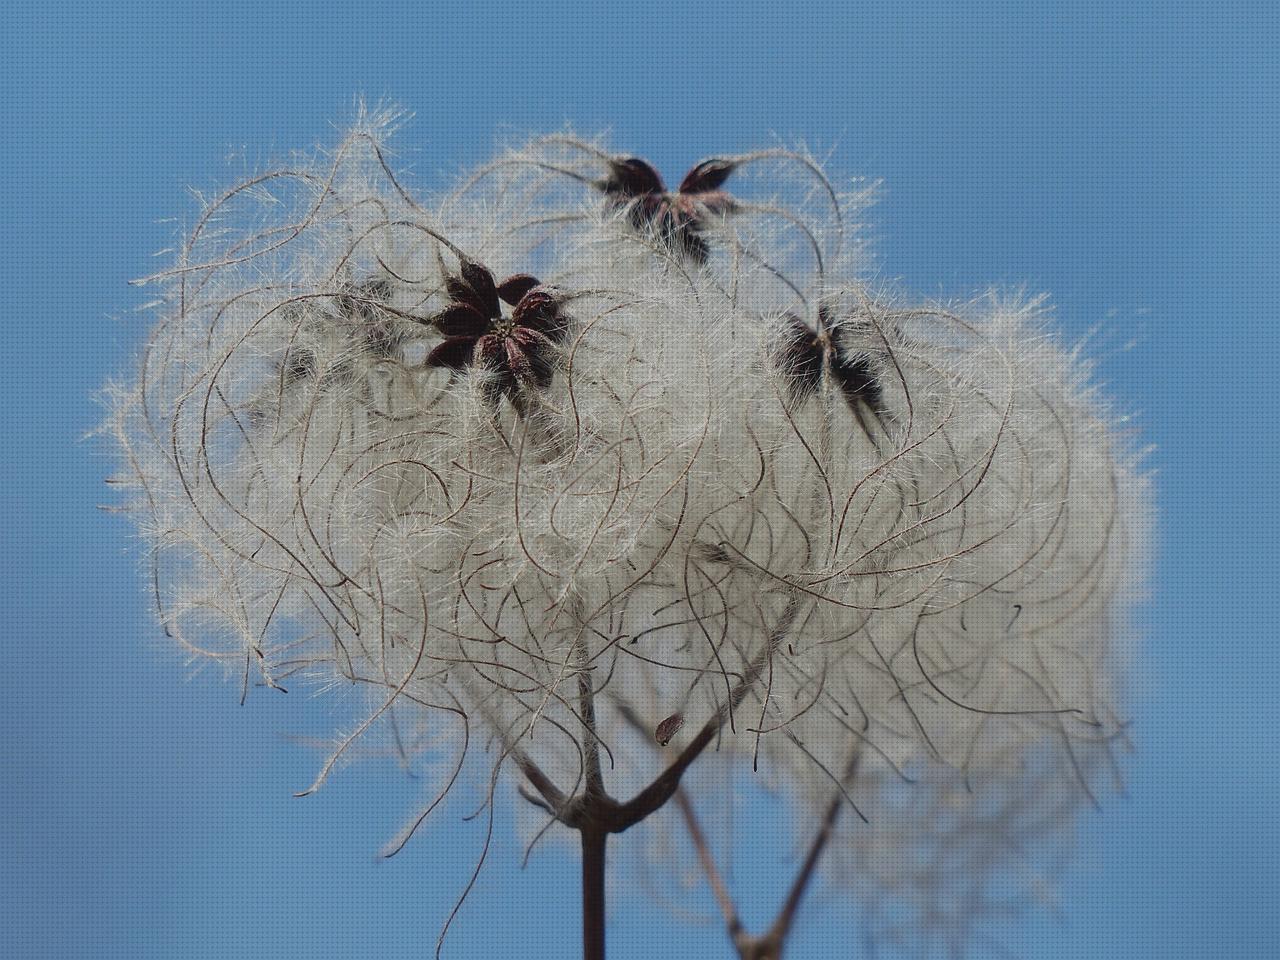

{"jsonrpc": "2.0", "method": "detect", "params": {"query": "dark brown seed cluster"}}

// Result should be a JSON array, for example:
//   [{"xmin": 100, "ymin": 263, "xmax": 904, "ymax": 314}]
[
  {"xmin": 424, "ymin": 261, "xmax": 570, "ymax": 403},
  {"xmin": 596, "ymin": 156, "xmax": 739, "ymax": 262},
  {"xmin": 773, "ymin": 305, "xmax": 883, "ymax": 417},
  {"xmin": 279, "ymin": 156, "xmax": 890, "ymax": 430}
]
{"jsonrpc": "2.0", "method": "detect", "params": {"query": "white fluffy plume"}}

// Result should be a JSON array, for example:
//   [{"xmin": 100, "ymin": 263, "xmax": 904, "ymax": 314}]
[{"xmin": 101, "ymin": 109, "xmax": 1151, "ymax": 955}]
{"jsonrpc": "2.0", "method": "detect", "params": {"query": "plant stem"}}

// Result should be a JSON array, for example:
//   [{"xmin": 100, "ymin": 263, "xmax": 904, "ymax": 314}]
[
  {"xmin": 755, "ymin": 764, "xmax": 851, "ymax": 955},
  {"xmin": 674, "ymin": 789, "xmax": 743, "ymax": 941},
  {"xmin": 581, "ymin": 826, "xmax": 608, "ymax": 960},
  {"xmin": 515, "ymin": 600, "xmax": 801, "ymax": 959},
  {"xmin": 673, "ymin": 751, "xmax": 862, "ymax": 959}
]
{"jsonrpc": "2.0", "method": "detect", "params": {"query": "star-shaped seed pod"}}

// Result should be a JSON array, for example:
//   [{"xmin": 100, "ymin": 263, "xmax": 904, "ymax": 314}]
[
  {"xmin": 772, "ymin": 305, "xmax": 884, "ymax": 416},
  {"xmin": 596, "ymin": 156, "xmax": 740, "ymax": 262},
  {"xmin": 425, "ymin": 261, "xmax": 568, "ymax": 403}
]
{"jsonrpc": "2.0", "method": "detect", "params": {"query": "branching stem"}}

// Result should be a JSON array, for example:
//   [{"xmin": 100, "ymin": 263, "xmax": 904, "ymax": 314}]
[
  {"xmin": 674, "ymin": 752, "xmax": 862, "ymax": 959},
  {"xmin": 515, "ymin": 599, "xmax": 798, "ymax": 958}
]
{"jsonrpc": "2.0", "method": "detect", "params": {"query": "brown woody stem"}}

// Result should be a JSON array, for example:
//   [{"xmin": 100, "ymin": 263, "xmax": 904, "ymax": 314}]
[
  {"xmin": 676, "ymin": 752, "xmax": 862, "ymax": 959},
  {"xmin": 675, "ymin": 789, "xmax": 744, "ymax": 940},
  {"xmin": 581, "ymin": 826, "xmax": 608, "ymax": 960},
  {"xmin": 515, "ymin": 599, "xmax": 798, "ymax": 959}
]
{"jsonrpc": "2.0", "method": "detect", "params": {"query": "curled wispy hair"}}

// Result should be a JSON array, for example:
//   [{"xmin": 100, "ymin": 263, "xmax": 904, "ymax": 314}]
[{"xmin": 100, "ymin": 108, "xmax": 1150, "ymax": 957}]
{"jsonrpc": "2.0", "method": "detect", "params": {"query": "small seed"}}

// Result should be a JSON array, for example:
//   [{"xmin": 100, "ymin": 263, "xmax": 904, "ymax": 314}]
[{"xmin": 655, "ymin": 713, "xmax": 685, "ymax": 746}]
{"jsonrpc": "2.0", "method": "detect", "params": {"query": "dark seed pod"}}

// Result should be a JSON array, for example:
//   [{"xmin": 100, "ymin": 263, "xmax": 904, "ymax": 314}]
[
  {"xmin": 771, "ymin": 307, "xmax": 887, "ymax": 423},
  {"xmin": 655, "ymin": 713, "xmax": 685, "ymax": 746},
  {"xmin": 833, "ymin": 350, "xmax": 883, "ymax": 413},
  {"xmin": 593, "ymin": 154, "xmax": 741, "ymax": 263},
  {"xmin": 772, "ymin": 313, "xmax": 826, "ymax": 405},
  {"xmin": 677, "ymin": 158, "xmax": 737, "ymax": 194},
  {"xmin": 600, "ymin": 157, "xmax": 665, "ymax": 198},
  {"xmin": 426, "ymin": 261, "xmax": 566, "ymax": 409}
]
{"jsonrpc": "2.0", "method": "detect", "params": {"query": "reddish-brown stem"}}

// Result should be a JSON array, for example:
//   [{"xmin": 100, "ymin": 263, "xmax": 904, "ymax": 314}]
[
  {"xmin": 675, "ymin": 753, "xmax": 862, "ymax": 960},
  {"xmin": 675, "ymin": 789, "xmax": 744, "ymax": 940},
  {"xmin": 514, "ymin": 695, "xmax": 751, "ymax": 960},
  {"xmin": 614, "ymin": 597, "xmax": 796, "ymax": 829},
  {"xmin": 515, "ymin": 754, "xmax": 569, "ymax": 814},
  {"xmin": 759, "ymin": 766, "xmax": 851, "ymax": 951},
  {"xmin": 515, "ymin": 600, "xmax": 798, "ymax": 959},
  {"xmin": 576, "ymin": 636, "xmax": 606, "ymax": 801}
]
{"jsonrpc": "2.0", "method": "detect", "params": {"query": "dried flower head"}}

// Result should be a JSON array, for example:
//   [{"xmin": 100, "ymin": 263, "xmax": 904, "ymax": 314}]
[
  {"xmin": 426, "ymin": 261, "xmax": 569, "ymax": 404},
  {"xmin": 101, "ymin": 109, "xmax": 1150, "ymax": 958},
  {"xmin": 770, "ymin": 302, "xmax": 887, "ymax": 444},
  {"xmin": 595, "ymin": 155, "xmax": 739, "ymax": 261}
]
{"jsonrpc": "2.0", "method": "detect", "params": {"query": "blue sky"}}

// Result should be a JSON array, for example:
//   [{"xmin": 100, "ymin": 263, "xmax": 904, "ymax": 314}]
[{"xmin": 2, "ymin": 2, "xmax": 1276, "ymax": 957}]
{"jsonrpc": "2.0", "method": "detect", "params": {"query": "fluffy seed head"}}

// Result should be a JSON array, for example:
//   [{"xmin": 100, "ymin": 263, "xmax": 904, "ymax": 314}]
[{"xmin": 101, "ymin": 110, "xmax": 1150, "ymax": 950}]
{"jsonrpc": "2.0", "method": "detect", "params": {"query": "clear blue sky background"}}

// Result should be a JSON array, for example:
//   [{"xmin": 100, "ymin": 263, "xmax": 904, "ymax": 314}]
[{"xmin": 2, "ymin": 2, "xmax": 1276, "ymax": 958}]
